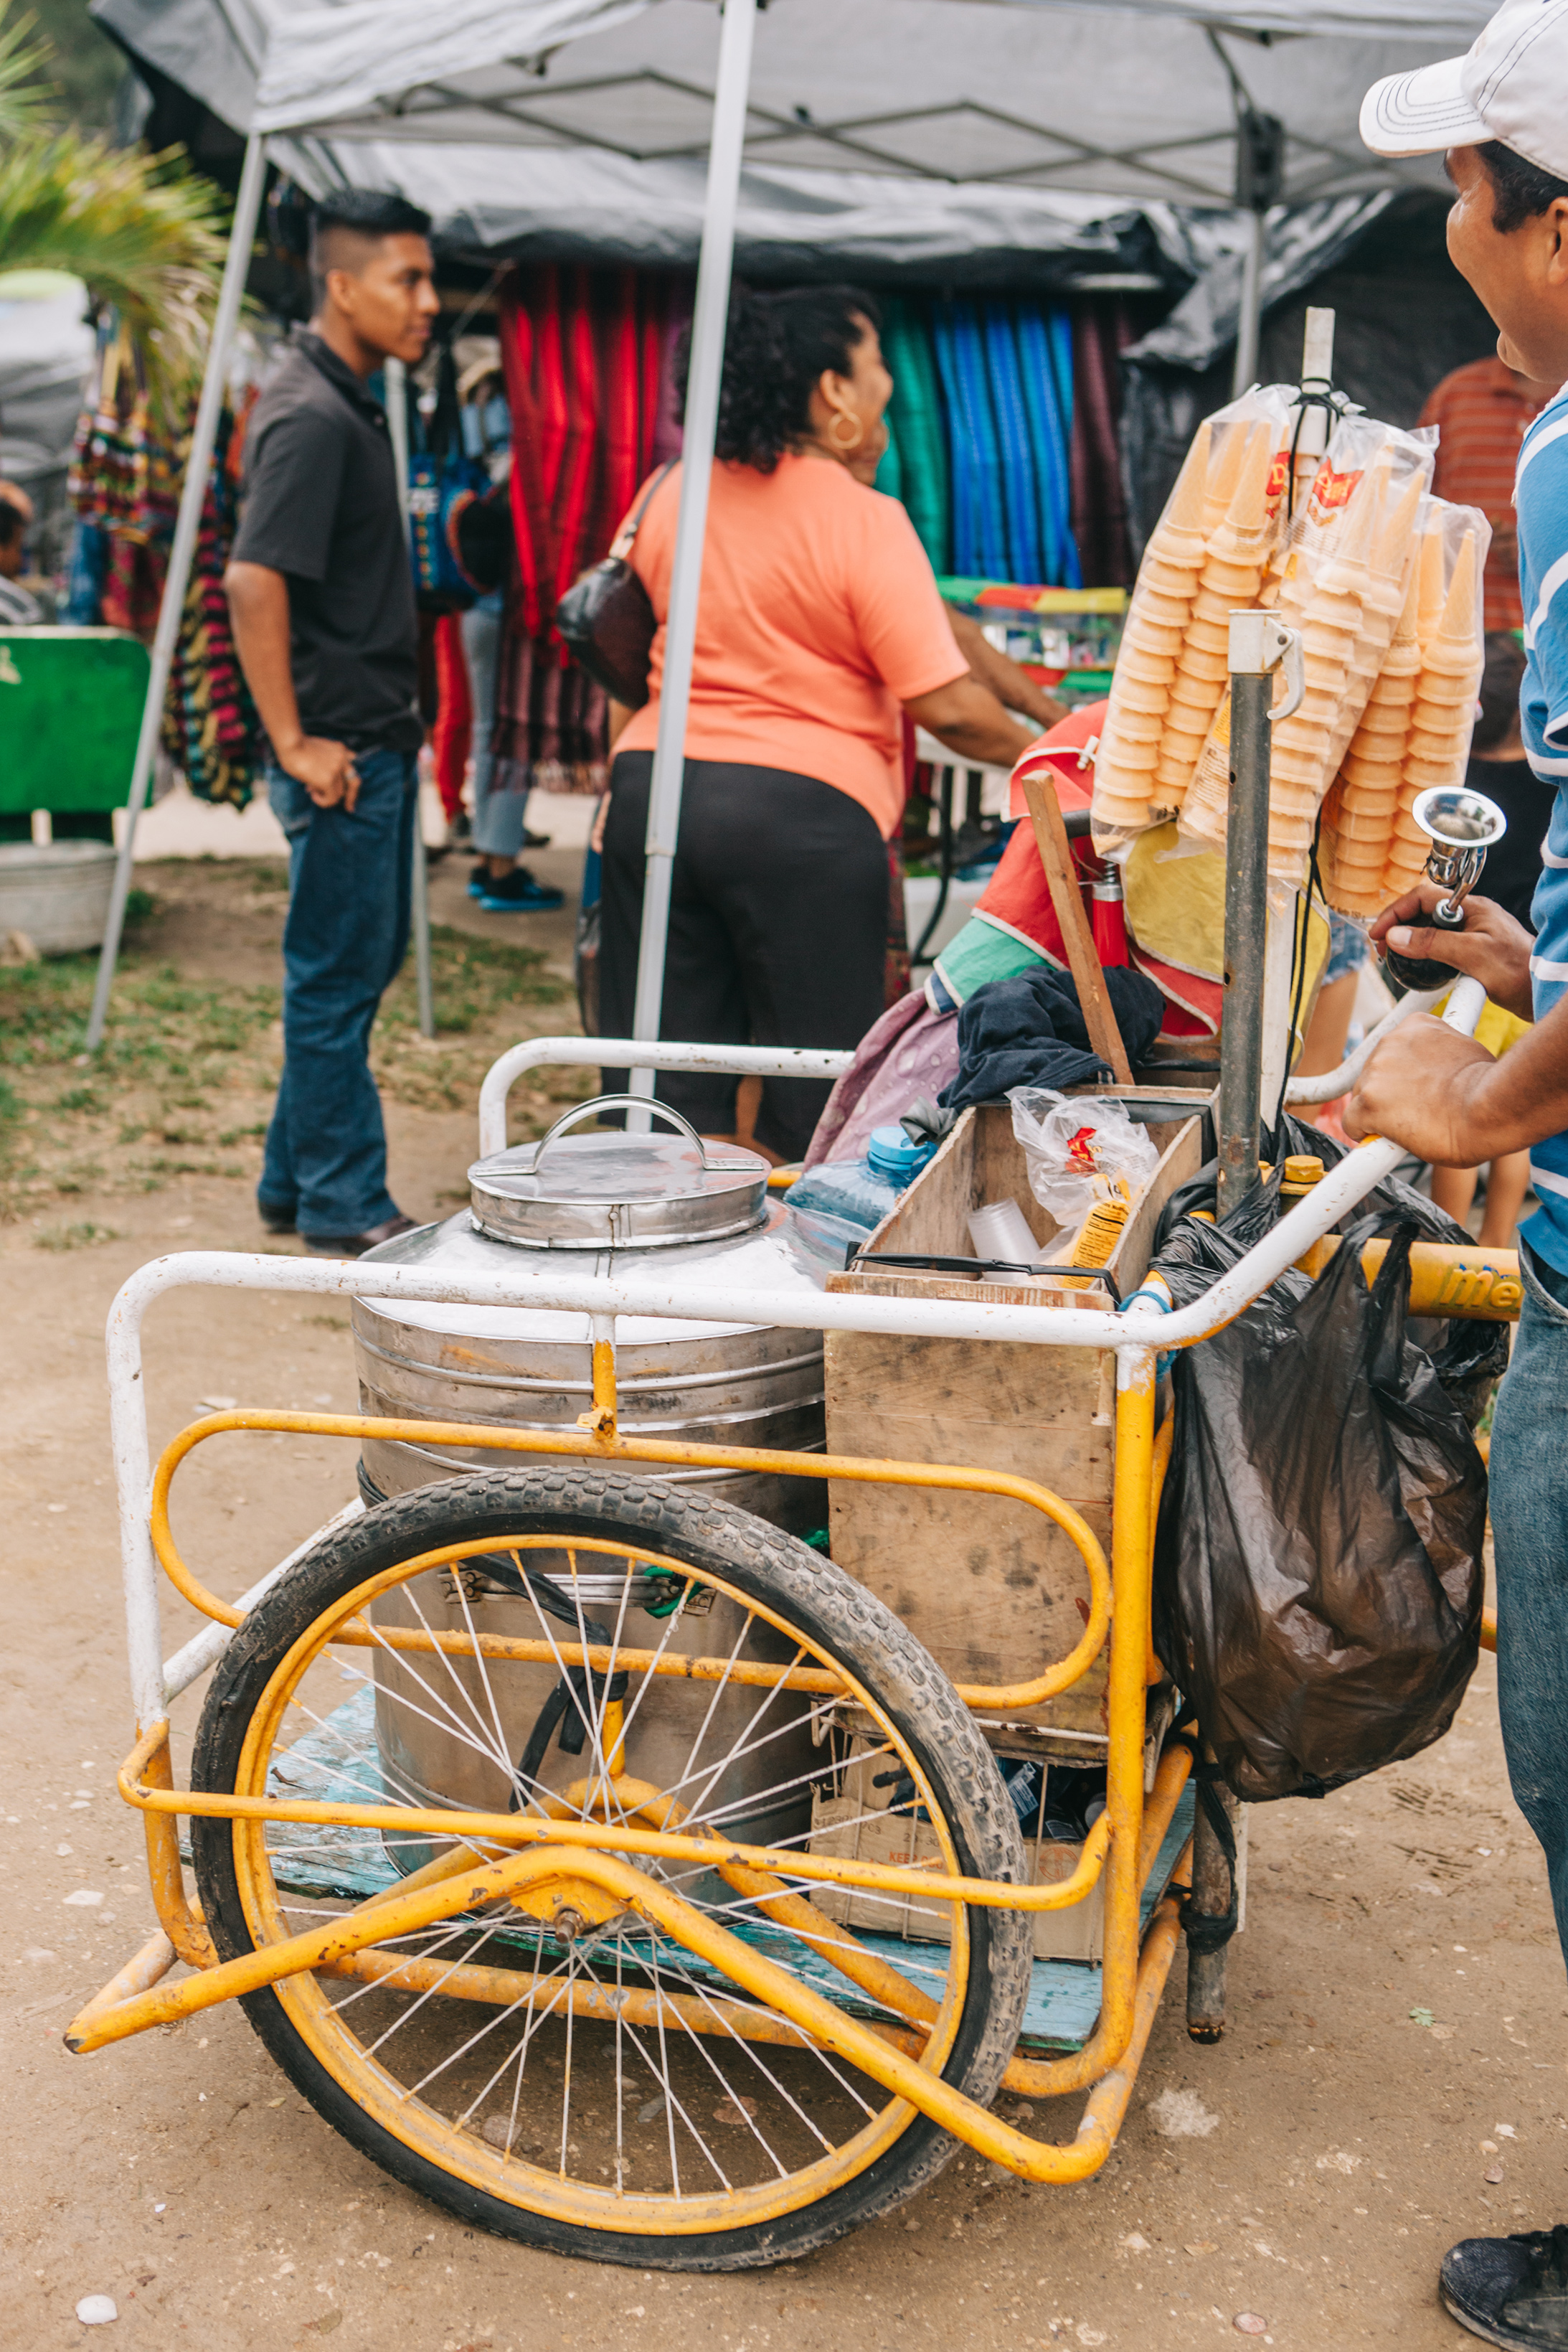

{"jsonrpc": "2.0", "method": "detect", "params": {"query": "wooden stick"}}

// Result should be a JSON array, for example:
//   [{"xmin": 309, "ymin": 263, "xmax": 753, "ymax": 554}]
[{"xmin": 1019, "ymin": 767, "xmax": 1133, "ymax": 1086}]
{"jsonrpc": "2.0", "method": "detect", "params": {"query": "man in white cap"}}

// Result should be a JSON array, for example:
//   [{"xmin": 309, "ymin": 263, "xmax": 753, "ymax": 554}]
[{"xmin": 1355, "ymin": 4, "xmax": 1568, "ymax": 2342}]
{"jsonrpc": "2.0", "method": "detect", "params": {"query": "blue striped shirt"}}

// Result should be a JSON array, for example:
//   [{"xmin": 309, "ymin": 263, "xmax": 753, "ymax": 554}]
[{"xmin": 1516, "ymin": 382, "xmax": 1568, "ymax": 1275}]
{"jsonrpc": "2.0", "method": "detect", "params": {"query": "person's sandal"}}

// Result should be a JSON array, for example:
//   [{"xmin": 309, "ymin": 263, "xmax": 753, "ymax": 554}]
[{"xmin": 1443, "ymin": 2229, "xmax": 1568, "ymax": 2346}]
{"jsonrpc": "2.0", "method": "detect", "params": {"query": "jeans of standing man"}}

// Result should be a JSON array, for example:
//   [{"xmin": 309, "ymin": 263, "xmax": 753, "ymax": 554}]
[
  {"xmin": 1487, "ymin": 1237, "xmax": 1568, "ymax": 1965},
  {"xmin": 260, "ymin": 745, "xmax": 417, "ymax": 1239},
  {"xmin": 463, "ymin": 592, "xmax": 526, "ymax": 860}
]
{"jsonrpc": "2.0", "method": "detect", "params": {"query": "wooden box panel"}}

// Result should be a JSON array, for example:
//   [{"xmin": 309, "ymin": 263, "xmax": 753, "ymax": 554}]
[
  {"xmin": 808, "ymin": 1749, "xmax": 1104, "ymax": 1962},
  {"xmin": 823, "ymin": 1091, "xmax": 1209, "ymax": 1749}
]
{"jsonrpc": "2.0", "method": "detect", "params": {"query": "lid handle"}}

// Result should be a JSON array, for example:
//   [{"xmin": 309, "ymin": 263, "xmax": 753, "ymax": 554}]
[{"xmin": 533, "ymin": 1093, "xmax": 710, "ymax": 1169}]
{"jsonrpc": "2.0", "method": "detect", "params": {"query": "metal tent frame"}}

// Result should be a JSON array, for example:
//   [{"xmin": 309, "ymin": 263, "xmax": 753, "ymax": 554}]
[{"xmin": 86, "ymin": 0, "xmax": 1487, "ymax": 1063}]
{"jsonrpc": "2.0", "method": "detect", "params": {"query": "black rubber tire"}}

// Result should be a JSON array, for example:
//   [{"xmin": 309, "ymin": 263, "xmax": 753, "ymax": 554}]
[{"xmin": 190, "ymin": 1465, "xmax": 1031, "ymax": 2270}]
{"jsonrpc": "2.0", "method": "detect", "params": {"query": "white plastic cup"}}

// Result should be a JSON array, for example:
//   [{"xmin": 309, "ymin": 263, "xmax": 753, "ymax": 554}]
[{"xmin": 968, "ymin": 1199, "xmax": 1044, "ymax": 1267}]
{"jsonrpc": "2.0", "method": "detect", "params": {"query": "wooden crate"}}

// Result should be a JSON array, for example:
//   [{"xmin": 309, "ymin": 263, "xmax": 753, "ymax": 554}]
[
  {"xmin": 808, "ymin": 1746, "xmax": 1106, "ymax": 1962},
  {"xmin": 823, "ymin": 1089, "xmax": 1210, "ymax": 1756}
]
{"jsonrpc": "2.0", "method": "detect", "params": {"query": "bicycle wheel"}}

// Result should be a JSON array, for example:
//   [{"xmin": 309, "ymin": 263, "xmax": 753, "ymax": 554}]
[{"xmin": 189, "ymin": 1466, "xmax": 1031, "ymax": 2269}]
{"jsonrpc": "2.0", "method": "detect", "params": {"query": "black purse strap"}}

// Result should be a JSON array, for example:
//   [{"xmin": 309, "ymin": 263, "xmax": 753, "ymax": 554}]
[{"xmin": 608, "ymin": 460, "xmax": 676, "ymax": 560}]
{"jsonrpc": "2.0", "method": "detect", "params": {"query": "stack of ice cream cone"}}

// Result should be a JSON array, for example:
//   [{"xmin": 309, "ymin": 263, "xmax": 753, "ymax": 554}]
[
  {"xmin": 1380, "ymin": 530, "xmax": 1483, "ymax": 900},
  {"xmin": 1320, "ymin": 547, "xmax": 1423, "ymax": 915},
  {"xmin": 1092, "ymin": 424, "xmax": 1212, "ymax": 830},
  {"xmin": 1153, "ymin": 423, "xmax": 1277, "ymax": 812}
]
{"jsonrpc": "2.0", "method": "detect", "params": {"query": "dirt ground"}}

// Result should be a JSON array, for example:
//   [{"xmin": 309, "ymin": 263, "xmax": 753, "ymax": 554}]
[{"xmin": 1, "ymin": 845, "xmax": 1563, "ymax": 2351}]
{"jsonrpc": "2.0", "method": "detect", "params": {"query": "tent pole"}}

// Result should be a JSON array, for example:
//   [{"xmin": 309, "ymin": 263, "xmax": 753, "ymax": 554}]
[
  {"xmin": 85, "ymin": 132, "xmax": 268, "ymax": 1053},
  {"xmin": 384, "ymin": 355, "xmax": 436, "ymax": 1040},
  {"xmin": 1232, "ymin": 206, "xmax": 1265, "ymax": 398},
  {"xmin": 628, "ymin": 0, "xmax": 758, "ymax": 1102}
]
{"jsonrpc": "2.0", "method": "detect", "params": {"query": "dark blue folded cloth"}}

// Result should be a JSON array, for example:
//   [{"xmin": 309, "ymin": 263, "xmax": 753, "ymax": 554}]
[{"xmin": 941, "ymin": 965, "xmax": 1165, "ymax": 1111}]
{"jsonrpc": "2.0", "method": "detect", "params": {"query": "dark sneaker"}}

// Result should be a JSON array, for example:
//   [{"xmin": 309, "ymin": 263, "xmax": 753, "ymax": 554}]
[
  {"xmin": 303, "ymin": 1214, "xmax": 419, "ymax": 1258},
  {"xmin": 473, "ymin": 865, "xmax": 565, "ymax": 912},
  {"xmin": 258, "ymin": 1198, "xmax": 296, "ymax": 1234},
  {"xmin": 1442, "ymin": 2228, "xmax": 1568, "ymax": 2346},
  {"xmin": 522, "ymin": 827, "xmax": 552, "ymax": 850}
]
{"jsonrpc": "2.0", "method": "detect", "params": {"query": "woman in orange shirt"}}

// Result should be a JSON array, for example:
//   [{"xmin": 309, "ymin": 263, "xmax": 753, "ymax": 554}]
[{"xmin": 600, "ymin": 287, "xmax": 1037, "ymax": 1162}]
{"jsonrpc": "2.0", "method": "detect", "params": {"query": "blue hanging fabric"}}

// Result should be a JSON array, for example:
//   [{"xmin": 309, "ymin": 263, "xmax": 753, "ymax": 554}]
[
  {"xmin": 1015, "ymin": 306, "xmax": 1073, "ymax": 588},
  {"xmin": 874, "ymin": 407, "xmax": 905, "ymax": 503},
  {"xmin": 1047, "ymin": 309, "xmax": 1084, "ymax": 588},
  {"xmin": 953, "ymin": 302, "xmax": 1011, "ymax": 580},
  {"xmin": 983, "ymin": 302, "xmax": 1041, "ymax": 586},
  {"xmin": 930, "ymin": 306, "xmax": 981, "ymax": 575}
]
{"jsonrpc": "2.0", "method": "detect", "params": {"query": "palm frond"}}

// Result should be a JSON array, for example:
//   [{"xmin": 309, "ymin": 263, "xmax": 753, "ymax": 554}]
[
  {"xmin": 0, "ymin": 1, "xmax": 52, "ymax": 139},
  {"xmin": 0, "ymin": 132, "xmax": 228, "ymax": 394}
]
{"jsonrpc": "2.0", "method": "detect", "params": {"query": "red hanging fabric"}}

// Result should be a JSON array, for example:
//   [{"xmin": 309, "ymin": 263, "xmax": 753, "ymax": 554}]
[
  {"xmin": 431, "ymin": 611, "xmax": 472, "ymax": 822},
  {"xmin": 1069, "ymin": 303, "xmax": 1135, "ymax": 587},
  {"xmin": 493, "ymin": 266, "xmax": 682, "ymax": 793}
]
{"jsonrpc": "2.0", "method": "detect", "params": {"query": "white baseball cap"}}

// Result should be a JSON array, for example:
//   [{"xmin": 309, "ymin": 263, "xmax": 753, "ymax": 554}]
[{"xmin": 1361, "ymin": 0, "xmax": 1568, "ymax": 181}]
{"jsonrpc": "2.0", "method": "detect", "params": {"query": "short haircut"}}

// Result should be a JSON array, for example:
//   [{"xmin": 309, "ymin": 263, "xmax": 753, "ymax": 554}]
[
  {"xmin": 308, "ymin": 188, "xmax": 433, "ymax": 311},
  {"xmin": 1473, "ymin": 629, "xmax": 1526, "ymax": 751},
  {"xmin": 0, "ymin": 492, "xmax": 25, "ymax": 550},
  {"xmin": 1478, "ymin": 140, "xmax": 1568, "ymax": 236}
]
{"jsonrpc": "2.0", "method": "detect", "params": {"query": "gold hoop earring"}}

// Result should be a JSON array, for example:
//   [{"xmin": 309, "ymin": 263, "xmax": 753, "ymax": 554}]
[{"xmin": 827, "ymin": 413, "xmax": 864, "ymax": 454}]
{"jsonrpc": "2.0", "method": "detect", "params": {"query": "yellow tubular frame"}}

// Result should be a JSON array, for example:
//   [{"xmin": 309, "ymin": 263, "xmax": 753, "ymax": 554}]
[{"xmin": 77, "ymin": 1354, "xmax": 1176, "ymax": 2188}]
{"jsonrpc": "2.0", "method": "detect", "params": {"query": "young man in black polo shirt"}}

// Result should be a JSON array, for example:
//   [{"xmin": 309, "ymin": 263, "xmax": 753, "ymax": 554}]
[{"xmin": 226, "ymin": 190, "xmax": 439, "ymax": 1253}]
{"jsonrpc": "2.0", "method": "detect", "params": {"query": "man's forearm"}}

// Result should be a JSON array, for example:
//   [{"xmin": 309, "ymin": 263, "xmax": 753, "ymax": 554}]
[
  {"xmin": 225, "ymin": 560, "xmax": 304, "ymax": 754},
  {"xmin": 1446, "ymin": 1000, "xmax": 1568, "ymax": 1160}
]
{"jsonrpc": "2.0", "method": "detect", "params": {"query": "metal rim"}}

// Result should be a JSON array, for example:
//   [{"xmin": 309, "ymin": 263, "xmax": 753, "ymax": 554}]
[{"xmin": 226, "ymin": 1535, "xmax": 974, "ymax": 2236}]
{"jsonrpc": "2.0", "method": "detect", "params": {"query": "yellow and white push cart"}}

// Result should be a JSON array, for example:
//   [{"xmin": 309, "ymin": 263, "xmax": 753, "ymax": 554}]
[{"xmin": 68, "ymin": 626, "xmax": 1516, "ymax": 2270}]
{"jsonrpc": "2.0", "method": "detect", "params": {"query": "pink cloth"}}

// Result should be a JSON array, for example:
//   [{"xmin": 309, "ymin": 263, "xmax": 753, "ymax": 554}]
[{"xmin": 802, "ymin": 989, "xmax": 959, "ymax": 1170}]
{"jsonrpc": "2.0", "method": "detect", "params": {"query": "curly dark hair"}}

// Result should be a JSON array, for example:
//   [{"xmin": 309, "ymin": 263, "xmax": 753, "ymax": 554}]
[
  {"xmin": 1478, "ymin": 139, "xmax": 1568, "ymax": 235},
  {"xmin": 676, "ymin": 286, "xmax": 883, "ymax": 474}
]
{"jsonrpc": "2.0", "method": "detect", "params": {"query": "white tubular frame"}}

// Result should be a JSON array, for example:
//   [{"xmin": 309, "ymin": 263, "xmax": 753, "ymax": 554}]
[
  {"xmin": 110, "ymin": 984, "xmax": 1484, "ymax": 1733},
  {"xmin": 1282, "ymin": 982, "xmax": 1445, "ymax": 1108},
  {"xmin": 478, "ymin": 1038, "xmax": 854, "ymax": 1157}
]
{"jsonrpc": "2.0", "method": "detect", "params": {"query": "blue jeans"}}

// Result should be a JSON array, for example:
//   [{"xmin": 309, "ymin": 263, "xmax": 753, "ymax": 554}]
[
  {"xmin": 260, "ymin": 746, "xmax": 417, "ymax": 1238},
  {"xmin": 463, "ymin": 594, "xmax": 527, "ymax": 859},
  {"xmin": 1488, "ymin": 1240, "xmax": 1568, "ymax": 1969}
]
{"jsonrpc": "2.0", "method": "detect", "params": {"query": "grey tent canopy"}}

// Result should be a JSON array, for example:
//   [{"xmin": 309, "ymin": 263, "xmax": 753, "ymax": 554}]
[{"xmin": 87, "ymin": 0, "xmax": 1493, "ymax": 1058}]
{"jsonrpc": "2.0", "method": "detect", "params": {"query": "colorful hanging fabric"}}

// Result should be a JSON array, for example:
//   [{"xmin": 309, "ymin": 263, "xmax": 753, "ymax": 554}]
[
  {"xmin": 880, "ymin": 299, "xmax": 949, "ymax": 573},
  {"xmin": 431, "ymin": 612, "xmax": 472, "ymax": 821},
  {"xmin": 159, "ymin": 403, "xmax": 260, "ymax": 809},
  {"xmin": 1069, "ymin": 303, "xmax": 1134, "ymax": 588},
  {"xmin": 493, "ymin": 265, "xmax": 678, "ymax": 794}
]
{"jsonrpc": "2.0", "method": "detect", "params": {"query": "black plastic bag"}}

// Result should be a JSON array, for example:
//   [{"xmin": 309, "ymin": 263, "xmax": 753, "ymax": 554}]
[
  {"xmin": 1154, "ymin": 1112, "xmax": 1508, "ymax": 1427},
  {"xmin": 1151, "ymin": 1205, "xmax": 1488, "ymax": 1804}
]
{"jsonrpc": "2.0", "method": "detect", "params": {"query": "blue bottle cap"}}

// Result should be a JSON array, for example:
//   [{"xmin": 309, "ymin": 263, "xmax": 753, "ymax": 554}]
[{"xmin": 866, "ymin": 1124, "xmax": 935, "ymax": 1181}]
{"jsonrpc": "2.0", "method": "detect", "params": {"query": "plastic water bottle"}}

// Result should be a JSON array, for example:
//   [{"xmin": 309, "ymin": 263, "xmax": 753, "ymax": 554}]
[{"xmin": 785, "ymin": 1125, "xmax": 935, "ymax": 1234}]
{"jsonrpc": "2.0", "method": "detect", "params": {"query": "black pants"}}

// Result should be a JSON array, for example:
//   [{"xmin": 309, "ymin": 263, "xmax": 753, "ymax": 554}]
[{"xmin": 600, "ymin": 753, "xmax": 889, "ymax": 1162}]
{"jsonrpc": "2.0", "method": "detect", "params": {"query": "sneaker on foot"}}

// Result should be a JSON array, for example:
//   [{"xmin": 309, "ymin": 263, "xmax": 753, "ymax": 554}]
[
  {"xmin": 474, "ymin": 865, "xmax": 565, "ymax": 912},
  {"xmin": 1443, "ymin": 2228, "xmax": 1568, "ymax": 2346}
]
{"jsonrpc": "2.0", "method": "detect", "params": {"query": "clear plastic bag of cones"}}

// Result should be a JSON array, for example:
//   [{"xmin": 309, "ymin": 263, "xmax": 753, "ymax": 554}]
[
  {"xmin": 1180, "ymin": 416, "xmax": 1436, "ymax": 889},
  {"xmin": 1318, "ymin": 496, "xmax": 1491, "ymax": 917},
  {"xmin": 1090, "ymin": 385, "xmax": 1295, "ymax": 853}
]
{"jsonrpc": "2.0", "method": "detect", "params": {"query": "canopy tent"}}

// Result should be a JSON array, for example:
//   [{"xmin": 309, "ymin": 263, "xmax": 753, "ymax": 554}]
[{"xmin": 87, "ymin": 0, "xmax": 1493, "ymax": 1063}]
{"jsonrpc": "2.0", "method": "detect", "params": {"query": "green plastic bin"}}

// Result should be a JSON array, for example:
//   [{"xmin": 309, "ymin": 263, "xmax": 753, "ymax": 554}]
[{"xmin": 0, "ymin": 627, "xmax": 151, "ymax": 814}]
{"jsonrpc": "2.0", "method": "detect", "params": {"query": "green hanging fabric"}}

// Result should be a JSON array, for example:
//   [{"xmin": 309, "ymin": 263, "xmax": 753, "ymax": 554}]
[
  {"xmin": 874, "ymin": 407, "xmax": 905, "ymax": 502},
  {"xmin": 881, "ymin": 298, "xmax": 950, "ymax": 574}
]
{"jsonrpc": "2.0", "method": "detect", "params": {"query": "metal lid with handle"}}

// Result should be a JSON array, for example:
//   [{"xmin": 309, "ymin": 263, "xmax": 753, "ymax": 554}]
[{"xmin": 468, "ymin": 1094, "xmax": 773, "ymax": 1251}]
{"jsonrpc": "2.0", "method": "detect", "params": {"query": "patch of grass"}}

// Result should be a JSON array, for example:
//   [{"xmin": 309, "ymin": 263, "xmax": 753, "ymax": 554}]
[
  {"xmin": 374, "ymin": 925, "xmax": 572, "ymax": 1111},
  {"xmin": 0, "ymin": 890, "xmax": 580, "ymax": 1215},
  {"xmin": 302, "ymin": 1312, "xmax": 349, "ymax": 1330},
  {"xmin": 34, "ymin": 1220, "xmax": 125, "ymax": 1251},
  {"xmin": 123, "ymin": 888, "xmax": 157, "ymax": 927}
]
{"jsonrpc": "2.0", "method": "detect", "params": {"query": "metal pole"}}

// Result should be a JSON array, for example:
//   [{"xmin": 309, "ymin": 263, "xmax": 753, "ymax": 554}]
[
  {"xmin": 1186, "ymin": 1764, "xmax": 1243, "ymax": 2042},
  {"xmin": 1217, "ymin": 665, "xmax": 1271, "ymax": 1220},
  {"xmin": 384, "ymin": 355, "xmax": 436, "ymax": 1040},
  {"xmin": 85, "ymin": 133, "xmax": 268, "ymax": 1052},
  {"xmin": 628, "ymin": 0, "xmax": 758, "ymax": 1096},
  {"xmin": 1231, "ymin": 207, "xmax": 1265, "ymax": 398}
]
